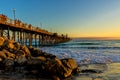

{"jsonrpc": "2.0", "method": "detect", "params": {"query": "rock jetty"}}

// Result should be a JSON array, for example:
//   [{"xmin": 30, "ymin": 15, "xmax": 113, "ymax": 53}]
[{"xmin": 0, "ymin": 37, "xmax": 80, "ymax": 80}]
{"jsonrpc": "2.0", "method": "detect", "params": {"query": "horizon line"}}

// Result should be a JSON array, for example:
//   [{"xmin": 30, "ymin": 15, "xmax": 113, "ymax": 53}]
[{"xmin": 71, "ymin": 37, "xmax": 120, "ymax": 40}]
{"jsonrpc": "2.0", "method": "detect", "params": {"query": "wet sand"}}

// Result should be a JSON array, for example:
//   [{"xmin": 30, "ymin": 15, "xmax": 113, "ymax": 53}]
[
  {"xmin": 0, "ymin": 62, "xmax": 120, "ymax": 80},
  {"xmin": 74, "ymin": 62, "xmax": 120, "ymax": 80}
]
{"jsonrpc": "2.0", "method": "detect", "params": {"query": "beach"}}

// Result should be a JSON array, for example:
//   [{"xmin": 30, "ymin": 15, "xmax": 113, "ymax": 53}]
[
  {"xmin": 74, "ymin": 62, "xmax": 120, "ymax": 80},
  {"xmin": 39, "ymin": 38, "xmax": 120, "ymax": 80},
  {"xmin": 0, "ymin": 38, "xmax": 120, "ymax": 80},
  {"xmin": 0, "ymin": 36, "xmax": 119, "ymax": 80},
  {"xmin": 0, "ymin": 62, "xmax": 120, "ymax": 80},
  {"xmin": 1, "ymin": 0, "xmax": 120, "ymax": 79}
]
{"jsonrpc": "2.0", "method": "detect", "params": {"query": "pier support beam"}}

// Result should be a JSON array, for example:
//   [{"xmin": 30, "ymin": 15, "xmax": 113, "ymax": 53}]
[
  {"xmin": 41, "ymin": 35, "xmax": 44, "ymax": 46},
  {"xmin": 35, "ymin": 34, "xmax": 37, "ymax": 46},
  {"xmin": 12, "ymin": 31, "xmax": 16, "ymax": 41},
  {"xmin": 25, "ymin": 32, "xmax": 28, "ymax": 45},
  {"xmin": 39, "ymin": 35, "xmax": 41, "ymax": 46},
  {"xmin": 17, "ymin": 31, "xmax": 20, "ymax": 42},
  {"xmin": 8, "ymin": 27, "xmax": 10, "ymax": 39},
  {"xmin": 20, "ymin": 31, "xmax": 22, "ymax": 44},
  {"xmin": 29, "ymin": 33, "xmax": 33, "ymax": 46},
  {"xmin": 22, "ymin": 32, "xmax": 25, "ymax": 44}
]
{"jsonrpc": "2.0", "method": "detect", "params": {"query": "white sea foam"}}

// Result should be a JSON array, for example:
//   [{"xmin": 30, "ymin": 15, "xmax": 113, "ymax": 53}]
[{"xmin": 39, "ymin": 39, "xmax": 120, "ymax": 65}]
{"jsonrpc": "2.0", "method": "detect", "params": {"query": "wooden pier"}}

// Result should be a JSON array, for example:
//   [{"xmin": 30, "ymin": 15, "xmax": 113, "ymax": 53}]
[{"xmin": 0, "ymin": 14, "xmax": 70, "ymax": 46}]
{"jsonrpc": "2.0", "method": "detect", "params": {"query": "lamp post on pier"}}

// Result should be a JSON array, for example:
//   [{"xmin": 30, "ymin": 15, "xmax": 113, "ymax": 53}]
[
  {"xmin": 13, "ymin": 8, "xmax": 16, "ymax": 41},
  {"xmin": 13, "ymin": 8, "xmax": 16, "ymax": 24},
  {"xmin": 40, "ymin": 22, "xmax": 42, "ymax": 29}
]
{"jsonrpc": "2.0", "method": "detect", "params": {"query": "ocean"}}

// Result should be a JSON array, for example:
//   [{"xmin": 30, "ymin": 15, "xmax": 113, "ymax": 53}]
[
  {"xmin": 39, "ymin": 38, "xmax": 120, "ymax": 65},
  {"xmin": 1, "ymin": 38, "xmax": 120, "ymax": 80}
]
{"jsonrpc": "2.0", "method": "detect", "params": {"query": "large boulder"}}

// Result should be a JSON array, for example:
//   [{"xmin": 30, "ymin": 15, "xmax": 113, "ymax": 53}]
[
  {"xmin": 40, "ymin": 58, "xmax": 79, "ymax": 78},
  {"xmin": 3, "ymin": 39, "xmax": 15, "ymax": 52},
  {"xmin": 13, "ymin": 42, "xmax": 20, "ymax": 51},
  {"xmin": 25, "ymin": 56, "xmax": 48, "ymax": 75},
  {"xmin": 25, "ymin": 51, "xmax": 80, "ymax": 79},
  {"xmin": 40, "ymin": 52, "xmax": 57, "ymax": 60},
  {"xmin": 20, "ymin": 45, "xmax": 31, "ymax": 58},
  {"xmin": 0, "ymin": 50, "xmax": 15, "ymax": 71},
  {"xmin": 29, "ymin": 47, "xmax": 57, "ymax": 61},
  {"xmin": 28, "ymin": 47, "xmax": 42, "ymax": 57},
  {"xmin": 2, "ymin": 49, "xmax": 15, "ymax": 59},
  {"xmin": 61, "ymin": 58, "xmax": 80, "ymax": 74},
  {"xmin": 0, "ymin": 51, "xmax": 7, "ymax": 60},
  {"xmin": 14, "ymin": 50, "xmax": 27, "ymax": 65},
  {"xmin": 44, "ymin": 58, "xmax": 80, "ymax": 78},
  {"xmin": 61, "ymin": 58, "xmax": 79, "ymax": 71},
  {"xmin": 40, "ymin": 58, "xmax": 62, "ymax": 74},
  {"xmin": 0, "ymin": 37, "xmax": 5, "ymax": 47},
  {"xmin": 0, "ymin": 49, "xmax": 15, "ymax": 65}
]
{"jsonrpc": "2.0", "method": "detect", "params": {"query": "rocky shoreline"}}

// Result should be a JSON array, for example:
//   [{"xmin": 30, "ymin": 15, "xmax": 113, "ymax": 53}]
[{"xmin": 0, "ymin": 37, "xmax": 80, "ymax": 80}]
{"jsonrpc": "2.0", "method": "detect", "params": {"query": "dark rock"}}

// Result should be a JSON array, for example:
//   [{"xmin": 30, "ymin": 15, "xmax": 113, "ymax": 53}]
[
  {"xmin": 25, "ymin": 58, "xmax": 46, "ymax": 74},
  {"xmin": 41, "ymin": 52, "xmax": 57, "ymax": 59},
  {"xmin": 4, "ymin": 58, "xmax": 14, "ymax": 66},
  {"xmin": 4, "ymin": 58, "xmax": 14, "ymax": 71},
  {"xmin": 81, "ymin": 69, "xmax": 103, "ymax": 73},
  {"xmin": 40, "ymin": 58, "xmax": 71, "ymax": 78},
  {"xmin": 14, "ymin": 50, "xmax": 25, "ymax": 56},
  {"xmin": 14, "ymin": 50, "xmax": 27, "ymax": 65},
  {"xmin": 28, "ymin": 47, "xmax": 42, "ymax": 57}
]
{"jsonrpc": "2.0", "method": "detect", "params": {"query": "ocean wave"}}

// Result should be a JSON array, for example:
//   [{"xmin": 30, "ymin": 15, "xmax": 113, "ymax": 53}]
[
  {"xmin": 39, "ymin": 39, "xmax": 120, "ymax": 64},
  {"xmin": 41, "ymin": 47, "xmax": 120, "ymax": 64},
  {"xmin": 56, "ymin": 46, "xmax": 120, "ymax": 49},
  {"xmin": 59, "ymin": 42, "xmax": 101, "ymax": 46}
]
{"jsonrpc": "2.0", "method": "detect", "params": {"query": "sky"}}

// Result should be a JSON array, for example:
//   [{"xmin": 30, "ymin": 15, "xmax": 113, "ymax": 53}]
[{"xmin": 1, "ymin": 0, "xmax": 120, "ymax": 38}]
